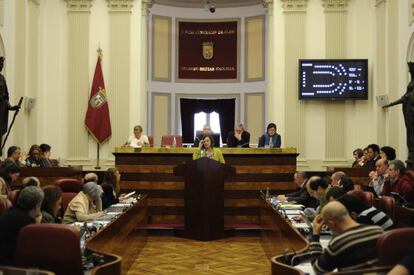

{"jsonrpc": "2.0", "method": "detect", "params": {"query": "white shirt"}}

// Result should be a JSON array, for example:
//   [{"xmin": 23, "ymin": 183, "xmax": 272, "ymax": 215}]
[{"xmin": 128, "ymin": 134, "xmax": 149, "ymax": 147}]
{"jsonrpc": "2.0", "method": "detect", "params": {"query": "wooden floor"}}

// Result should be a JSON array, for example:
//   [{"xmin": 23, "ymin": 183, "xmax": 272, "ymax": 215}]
[{"xmin": 127, "ymin": 234, "xmax": 270, "ymax": 275}]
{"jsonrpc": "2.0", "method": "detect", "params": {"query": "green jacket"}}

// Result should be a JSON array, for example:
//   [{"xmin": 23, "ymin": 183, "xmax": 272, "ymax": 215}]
[{"xmin": 192, "ymin": 148, "xmax": 225, "ymax": 164}]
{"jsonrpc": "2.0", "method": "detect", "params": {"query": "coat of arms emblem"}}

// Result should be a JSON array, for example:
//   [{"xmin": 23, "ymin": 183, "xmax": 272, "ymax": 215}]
[
  {"xmin": 90, "ymin": 87, "xmax": 107, "ymax": 108},
  {"xmin": 202, "ymin": 42, "xmax": 214, "ymax": 60}
]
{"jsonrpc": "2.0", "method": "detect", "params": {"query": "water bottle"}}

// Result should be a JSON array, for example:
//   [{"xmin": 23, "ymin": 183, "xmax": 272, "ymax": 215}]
[
  {"xmin": 172, "ymin": 136, "xmax": 177, "ymax": 147},
  {"xmin": 265, "ymin": 187, "xmax": 270, "ymax": 201}
]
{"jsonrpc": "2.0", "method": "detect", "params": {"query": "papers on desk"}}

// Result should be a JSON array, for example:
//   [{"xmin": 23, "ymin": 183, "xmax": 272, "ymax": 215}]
[
  {"xmin": 111, "ymin": 203, "xmax": 131, "ymax": 207},
  {"xmin": 292, "ymin": 222, "xmax": 310, "ymax": 229},
  {"xmin": 279, "ymin": 204, "xmax": 304, "ymax": 210},
  {"xmin": 124, "ymin": 191, "xmax": 136, "ymax": 198},
  {"xmin": 285, "ymin": 209, "xmax": 301, "ymax": 215},
  {"xmin": 105, "ymin": 212, "xmax": 120, "ymax": 216}
]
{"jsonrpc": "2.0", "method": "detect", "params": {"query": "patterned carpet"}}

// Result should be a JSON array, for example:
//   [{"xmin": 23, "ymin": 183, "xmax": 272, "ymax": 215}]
[{"xmin": 127, "ymin": 235, "xmax": 270, "ymax": 275}]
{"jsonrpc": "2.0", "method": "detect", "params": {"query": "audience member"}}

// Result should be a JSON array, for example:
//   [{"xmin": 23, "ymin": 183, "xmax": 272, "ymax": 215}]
[
  {"xmin": 258, "ymin": 123, "xmax": 281, "ymax": 148},
  {"xmin": 193, "ymin": 135, "xmax": 225, "ymax": 164},
  {"xmin": 84, "ymin": 172, "xmax": 98, "ymax": 184},
  {"xmin": 339, "ymin": 176, "xmax": 354, "ymax": 192},
  {"xmin": 126, "ymin": 125, "xmax": 149, "ymax": 147},
  {"xmin": 309, "ymin": 178, "xmax": 331, "ymax": 214},
  {"xmin": 39, "ymin": 143, "xmax": 53, "ymax": 167},
  {"xmin": 383, "ymin": 159, "xmax": 414, "ymax": 204},
  {"xmin": 83, "ymin": 172, "xmax": 102, "ymax": 210},
  {"xmin": 25, "ymin": 145, "xmax": 44, "ymax": 167},
  {"xmin": 363, "ymin": 144, "xmax": 381, "ymax": 168},
  {"xmin": 277, "ymin": 172, "xmax": 319, "ymax": 209},
  {"xmin": 0, "ymin": 164, "xmax": 20, "ymax": 193},
  {"xmin": 310, "ymin": 201, "xmax": 383, "ymax": 273},
  {"xmin": 326, "ymin": 186, "xmax": 346, "ymax": 202},
  {"xmin": 0, "ymin": 177, "xmax": 6, "ymax": 198},
  {"xmin": 193, "ymin": 124, "xmax": 213, "ymax": 147},
  {"xmin": 102, "ymin": 168, "xmax": 124, "ymax": 209},
  {"xmin": 380, "ymin": 146, "xmax": 396, "ymax": 161},
  {"xmin": 337, "ymin": 194, "xmax": 393, "ymax": 230},
  {"xmin": 352, "ymin": 148, "xmax": 364, "ymax": 168},
  {"xmin": 0, "ymin": 186, "xmax": 44, "ymax": 265},
  {"xmin": 331, "ymin": 171, "xmax": 346, "ymax": 187},
  {"xmin": 227, "ymin": 123, "xmax": 250, "ymax": 148},
  {"xmin": 3, "ymin": 146, "xmax": 25, "ymax": 167},
  {"xmin": 62, "ymin": 182, "xmax": 104, "ymax": 224},
  {"xmin": 41, "ymin": 185, "xmax": 62, "ymax": 223},
  {"xmin": 22, "ymin": 176, "xmax": 41, "ymax": 188},
  {"xmin": 368, "ymin": 158, "xmax": 388, "ymax": 196}
]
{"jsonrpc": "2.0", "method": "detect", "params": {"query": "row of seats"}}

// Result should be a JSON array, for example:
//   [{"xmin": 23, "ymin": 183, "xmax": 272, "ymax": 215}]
[
  {"xmin": 12, "ymin": 223, "xmax": 414, "ymax": 275},
  {"xmin": 0, "ymin": 178, "xmax": 83, "ymax": 216}
]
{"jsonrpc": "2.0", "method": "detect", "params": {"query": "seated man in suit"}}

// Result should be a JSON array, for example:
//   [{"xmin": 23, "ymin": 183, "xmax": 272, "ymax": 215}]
[
  {"xmin": 276, "ymin": 172, "xmax": 318, "ymax": 209},
  {"xmin": 193, "ymin": 124, "xmax": 212, "ymax": 147},
  {"xmin": 310, "ymin": 201, "xmax": 383, "ymax": 273},
  {"xmin": 258, "ymin": 123, "xmax": 281, "ymax": 148},
  {"xmin": 227, "ymin": 123, "xmax": 250, "ymax": 148}
]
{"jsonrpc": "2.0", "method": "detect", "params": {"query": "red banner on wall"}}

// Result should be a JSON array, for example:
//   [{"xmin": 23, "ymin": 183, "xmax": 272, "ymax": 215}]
[{"xmin": 178, "ymin": 21, "xmax": 238, "ymax": 80}]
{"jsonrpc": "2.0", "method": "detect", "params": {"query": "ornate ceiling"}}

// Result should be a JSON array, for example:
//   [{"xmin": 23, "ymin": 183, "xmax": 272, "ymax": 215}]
[{"xmin": 152, "ymin": 0, "xmax": 264, "ymax": 8}]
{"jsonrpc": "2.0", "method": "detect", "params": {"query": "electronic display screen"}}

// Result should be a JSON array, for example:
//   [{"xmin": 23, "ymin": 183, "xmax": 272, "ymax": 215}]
[{"xmin": 298, "ymin": 59, "xmax": 368, "ymax": 100}]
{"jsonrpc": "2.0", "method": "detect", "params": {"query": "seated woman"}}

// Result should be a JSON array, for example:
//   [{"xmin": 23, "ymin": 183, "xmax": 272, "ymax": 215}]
[
  {"xmin": 193, "ymin": 135, "xmax": 225, "ymax": 164},
  {"xmin": 62, "ymin": 182, "xmax": 104, "ymax": 224},
  {"xmin": 258, "ymin": 123, "xmax": 281, "ymax": 148},
  {"xmin": 41, "ymin": 185, "xmax": 62, "ymax": 223},
  {"xmin": 26, "ymin": 144, "xmax": 50, "ymax": 167},
  {"xmin": 125, "ymin": 125, "xmax": 149, "ymax": 147},
  {"xmin": 101, "ymin": 168, "xmax": 125, "ymax": 209}
]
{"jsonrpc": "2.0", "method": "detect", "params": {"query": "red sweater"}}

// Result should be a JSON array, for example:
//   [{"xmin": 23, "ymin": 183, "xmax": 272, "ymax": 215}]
[{"xmin": 383, "ymin": 173, "xmax": 414, "ymax": 203}]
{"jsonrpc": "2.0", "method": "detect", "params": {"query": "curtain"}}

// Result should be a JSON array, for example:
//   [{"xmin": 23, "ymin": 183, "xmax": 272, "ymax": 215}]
[{"xmin": 180, "ymin": 98, "xmax": 235, "ymax": 143}]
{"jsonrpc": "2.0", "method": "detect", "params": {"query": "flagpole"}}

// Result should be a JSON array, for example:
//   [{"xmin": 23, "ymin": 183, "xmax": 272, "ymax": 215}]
[{"xmin": 95, "ymin": 143, "xmax": 101, "ymax": 170}]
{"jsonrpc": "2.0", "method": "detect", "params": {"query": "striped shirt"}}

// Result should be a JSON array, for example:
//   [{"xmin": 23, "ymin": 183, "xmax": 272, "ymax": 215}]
[
  {"xmin": 358, "ymin": 207, "xmax": 394, "ymax": 230},
  {"xmin": 310, "ymin": 224, "xmax": 383, "ymax": 274}
]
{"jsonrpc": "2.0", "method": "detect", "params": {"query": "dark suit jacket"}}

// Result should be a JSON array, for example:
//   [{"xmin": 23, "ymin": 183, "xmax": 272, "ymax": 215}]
[
  {"xmin": 286, "ymin": 184, "xmax": 319, "ymax": 209},
  {"xmin": 258, "ymin": 133, "xmax": 281, "ymax": 148},
  {"xmin": 227, "ymin": 131, "xmax": 250, "ymax": 148}
]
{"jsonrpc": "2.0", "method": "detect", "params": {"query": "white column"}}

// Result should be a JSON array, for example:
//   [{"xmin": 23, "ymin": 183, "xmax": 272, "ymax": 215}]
[
  {"xmin": 322, "ymin": 0, "xmax": 349, "ymax": 164},
  {"xmin": 65, "ymin": 0, "xmax": 92, "ymax": 163},
  {"xmin": 281, "ymin": 0, "xmax": 308, "ymax": 159},
  {"xmin": 107, "ymin": 0, "xmax": 133, "ymax": 155}
]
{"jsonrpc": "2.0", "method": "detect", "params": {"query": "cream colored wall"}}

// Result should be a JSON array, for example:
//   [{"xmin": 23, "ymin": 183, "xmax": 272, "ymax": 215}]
[{"xmin": 0, "ymin": 0, "xmax": 413, "ymax": 170}]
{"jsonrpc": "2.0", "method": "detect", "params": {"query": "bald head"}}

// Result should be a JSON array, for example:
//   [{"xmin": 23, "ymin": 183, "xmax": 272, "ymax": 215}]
[{"xmin": 322, "ymin": 201, "xmax": 349, "ymax": 223}]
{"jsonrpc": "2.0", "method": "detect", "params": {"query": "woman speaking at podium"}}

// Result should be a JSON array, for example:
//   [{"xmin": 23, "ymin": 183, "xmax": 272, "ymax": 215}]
[{"xmin": 192, "ymin": 135, "xmax": 225, "ymax": 164}]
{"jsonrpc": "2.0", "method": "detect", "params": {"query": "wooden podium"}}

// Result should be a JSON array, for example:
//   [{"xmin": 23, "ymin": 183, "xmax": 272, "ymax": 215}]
[{"xmin": 174, "ymin": 158, "xmax": 235, "ymax": 241}]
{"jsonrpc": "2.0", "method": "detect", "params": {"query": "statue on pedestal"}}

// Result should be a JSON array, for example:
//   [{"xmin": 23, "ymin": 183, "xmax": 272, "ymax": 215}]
[{"xmin": 383, "ymin": 62, "xmax": 414, "ymax": 167}]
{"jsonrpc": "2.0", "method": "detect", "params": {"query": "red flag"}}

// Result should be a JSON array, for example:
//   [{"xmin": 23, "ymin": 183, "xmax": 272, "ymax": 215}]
[{"xmin": 85, "ymin": 52, "xmax": 111, "ymax": 144}]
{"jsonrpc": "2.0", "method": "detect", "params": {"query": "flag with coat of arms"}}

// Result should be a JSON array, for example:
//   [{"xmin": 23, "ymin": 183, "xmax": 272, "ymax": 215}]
[{"xmin": 85, "ymin": 49, "xmax": 111, "ymax": 144}]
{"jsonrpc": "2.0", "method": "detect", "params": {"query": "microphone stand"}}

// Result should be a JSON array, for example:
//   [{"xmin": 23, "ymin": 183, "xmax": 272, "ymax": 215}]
[{"xmin": 1, "ymin": 97, "xmax": 23, "ymax": 156}]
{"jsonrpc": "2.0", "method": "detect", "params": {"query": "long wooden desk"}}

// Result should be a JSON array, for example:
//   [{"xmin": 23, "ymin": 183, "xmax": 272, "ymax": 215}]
[
  {"xmin": 114, "ymin": 147, "xmax": 298, "ymax": 226},
  {"xmin": 16, "ymin": 166, "xmax": 83, "ymax": 187},
  {"xmin": 260, "ymin": 197, "xmax": 308, "ymax": 275},
  {"xmin": 87, "ymin": 196, "xmax": 148, "ymax": 275}
]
